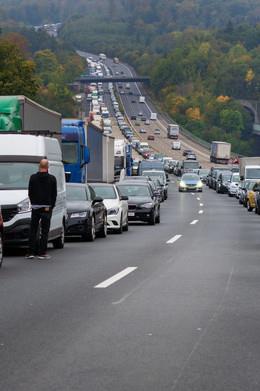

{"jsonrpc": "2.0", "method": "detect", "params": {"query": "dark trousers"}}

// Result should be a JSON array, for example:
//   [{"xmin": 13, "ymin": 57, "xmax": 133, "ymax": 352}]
[{"xmin": 29, "ymin": 208, "xmax": 52, "ymax": 255}]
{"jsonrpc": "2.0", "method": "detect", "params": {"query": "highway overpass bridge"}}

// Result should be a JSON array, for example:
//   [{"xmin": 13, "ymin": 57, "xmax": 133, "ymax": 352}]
[{"xmin": 238, "ymin": 99, "xmax": 260, "ymax": 135}]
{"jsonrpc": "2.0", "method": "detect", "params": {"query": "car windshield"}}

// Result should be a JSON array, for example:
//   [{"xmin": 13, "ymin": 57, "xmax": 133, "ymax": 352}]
[
  {"xmin": 246, "ymin": 168, "xmax": 260, "ymax": 179},
  {"xmin": 117, "ymin": 184, "xmax": 151, "ymax": 197},
  {"xmin": 231, "ymin": 174, "xmax": 240, "ymax": 182},
  {"xmin": 222, "ymin": 174, "xmax": 232, "ymax": 181},
  {"xmin": 62, "ymin": 142, "xmax": 78, "ymax": 164},
  {"xmin": 91, "ymin": 185, "xmax": 117, "ymax": 199},
  {"xmin": 199, "ymin": 169, "xmax": 209, "ymax": 175},
  {"xmin": 143, "ymin": 171, "xmax": 165, "ymax": 184},
  {"xmin": 183, "ymin": 161, "xmax": 199, "ymax": 168},
  {"xmin": 0, "ymin": 162, "xmax": 38, "ymax": 190},
  {"xmin": 66, "ymin": 186, "xmax": 88, "ymax": 201},
  {"xmin": 182, "ymin": 174, "xmax": 200, "ymax": 181}
]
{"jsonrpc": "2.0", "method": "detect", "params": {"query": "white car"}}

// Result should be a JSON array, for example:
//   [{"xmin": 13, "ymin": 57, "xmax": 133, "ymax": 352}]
[
  {"xmin": 227, "ymin": 173, "xmax": 240, "ymax": 197},
  {"xmin": 140, "ymin": 128, "xmax": 147, "ymax": 133},
  {"xmin": 89, "ymin": 183, "xmax": 128, "ymax": 233},
  {"xmin": 172, "ymin": 141, "xmax": 181, "ymax": 150}
]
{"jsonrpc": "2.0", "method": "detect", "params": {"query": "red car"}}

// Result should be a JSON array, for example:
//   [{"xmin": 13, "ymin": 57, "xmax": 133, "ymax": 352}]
[{"xmin": 147, "ymin": 135, "xmax": 155, "ymax": 141}]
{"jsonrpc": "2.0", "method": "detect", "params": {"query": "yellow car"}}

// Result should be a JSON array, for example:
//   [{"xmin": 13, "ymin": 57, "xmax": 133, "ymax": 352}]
[{"xmin": 246, "ymin": 182, "xmax": 260, "ymax": 211}]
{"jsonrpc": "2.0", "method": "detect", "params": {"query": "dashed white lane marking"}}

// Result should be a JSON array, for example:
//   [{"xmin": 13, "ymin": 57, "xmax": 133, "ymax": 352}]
[
  {"xmin": 197, "ymin": 197, "xmax": 200, "ymax": 200},
  {"xmin": 95, "ymin": 267, "xmax": 138, "ymax": 288},
  {"xmin": 198, "ymin": 210, "xmax": 204, "ymax": 214},
  {"xmin": 200, "ymin": 203, "xmax": 204, "ymax": 207},
  {"xmin": 166, "ymin": 234, "xmax": 182, "ymax": 244},
  {"xmin": 191, "ymin": 193, "xmax": 195, "ymax": 195},
  {"xmin": 190, "ymin": 220, "xmax": 199, "ymax": 225}
]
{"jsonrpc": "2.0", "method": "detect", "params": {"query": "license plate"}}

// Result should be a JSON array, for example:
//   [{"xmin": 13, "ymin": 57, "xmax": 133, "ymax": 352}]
[{"xmin": 128, "ymin": 212, "xmax": 135, "ymax": 217}]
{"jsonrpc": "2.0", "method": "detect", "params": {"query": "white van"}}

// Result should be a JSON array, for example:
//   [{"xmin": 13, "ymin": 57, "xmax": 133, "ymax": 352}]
[{"xmin": 0, "ymin": 134, "xmax": 67, "ymax": 248}]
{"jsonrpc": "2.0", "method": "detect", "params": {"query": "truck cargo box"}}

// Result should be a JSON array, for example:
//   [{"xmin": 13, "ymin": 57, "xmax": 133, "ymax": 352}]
[{"xmin": 210, "ymin": 141, "xmax": 231, "ymax": 164}]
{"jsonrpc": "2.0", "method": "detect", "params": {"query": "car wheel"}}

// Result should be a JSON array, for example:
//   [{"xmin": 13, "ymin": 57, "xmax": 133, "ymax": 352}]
[
  {"xmin": 156, "ymin": 211, "xmax": 160, "ymax": 224},
  {"xmin": 98, "ymin": 214, "xmax": 107, "ymax": 238},
  {"xmin": 0, "ymin": 232, "xmax": 3, "ymax": 268},
  {"xmin": 116, "ymin": 215, "xmax": 123, "ymax": 234},
  {"xmin": 149, "ymin": 210, "xmax": 156, "ymax": 225},
  {"xmin": 247, "ymin": 202, "xmax": 253, "ymax": 212},
  {"xmin": 86, "ymin": 216, "xmax": 96, "ymax": 241},
  {"xmin": 123, "ymin": 216, "xmax": 128, "ymax": 231},
  {"xmin": 52, "ymin": 222, "xmax": 65, "ymax": 249}
]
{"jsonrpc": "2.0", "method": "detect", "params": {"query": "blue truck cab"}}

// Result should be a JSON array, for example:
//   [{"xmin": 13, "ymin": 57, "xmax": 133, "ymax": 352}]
[{"xmin": 61, "ymin": 119, "xmax": 90, "ymax": 183}]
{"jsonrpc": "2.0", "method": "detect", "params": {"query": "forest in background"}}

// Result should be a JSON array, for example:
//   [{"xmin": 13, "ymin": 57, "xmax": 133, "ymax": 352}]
[
  {"xmin": 0, "ymin": 26, "xmax": 85, "ymax": 116},
  {"xmin": 0, "ymin": 0, "xmax": 260, "ymax": 153}
]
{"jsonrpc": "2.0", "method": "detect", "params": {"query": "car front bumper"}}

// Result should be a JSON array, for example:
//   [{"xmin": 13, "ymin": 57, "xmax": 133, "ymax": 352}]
[
  {"xmin": 65, "ymin": 216, "xmax": 91, "ymax": 236},
  {"xmin": 128, "ymin": 208, "xmax": 153, "ymax": 222}
]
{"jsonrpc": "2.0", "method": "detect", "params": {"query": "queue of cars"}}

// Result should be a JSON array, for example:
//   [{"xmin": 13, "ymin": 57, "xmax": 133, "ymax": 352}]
[{"xmin": 206, "ymin": 166, "xmax": 260, "ymax": 214}]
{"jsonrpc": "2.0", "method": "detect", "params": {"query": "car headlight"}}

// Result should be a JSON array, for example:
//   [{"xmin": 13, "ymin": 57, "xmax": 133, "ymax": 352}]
[
  {"xmin": 180, "ymin": 181, "xmax": 186, "ymax": 187},
  {"xmin": 18, "ymin": 198, "xmax": 31, "ymax": 214},
  {"xmin": 70, "ymin": 211, "xmax": 88, "ymax": 218},
  {"xmin": 141, "ymin": 203, "xmax": 153, "ymax": 208},
  {"xmin": 197, "ymin": 181, "xmax": 203, "ymax": 188},
  {"xmin": 107, "ymin": 207, "xmax": 119, "ymax": 215}
]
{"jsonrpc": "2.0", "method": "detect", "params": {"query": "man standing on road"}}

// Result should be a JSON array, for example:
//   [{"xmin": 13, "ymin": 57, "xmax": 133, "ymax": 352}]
[{"xmin": 26, "ymin": 159, "xmax": 57, "ymax": 260}]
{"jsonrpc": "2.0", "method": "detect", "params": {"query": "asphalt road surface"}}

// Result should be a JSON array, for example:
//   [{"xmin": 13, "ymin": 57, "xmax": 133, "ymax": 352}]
[{"xmin": 1, "ymin": 182, "xmax": 260, "ymax": 390}]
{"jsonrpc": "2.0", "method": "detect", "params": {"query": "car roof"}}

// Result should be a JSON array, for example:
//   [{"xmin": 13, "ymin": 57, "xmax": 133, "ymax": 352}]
[
  {"xmin": 118, "ymin": 180, "xmax": 150, "ymax": 186},
  {"xmin": 89, "ymin": 183, "xmax": 114, "ymax": 187}
]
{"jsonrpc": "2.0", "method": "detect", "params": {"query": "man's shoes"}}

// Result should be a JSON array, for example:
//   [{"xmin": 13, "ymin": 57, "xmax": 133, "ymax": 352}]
[
  {"xmin": 25, "ymin": 254, "xmax": 35, "ymax": 259},
  {"xmin": 38, "ymin": 254, "xmax": 51, "ymax": 260}
]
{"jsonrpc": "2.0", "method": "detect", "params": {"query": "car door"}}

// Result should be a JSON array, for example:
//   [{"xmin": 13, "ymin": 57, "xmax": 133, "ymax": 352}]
[{"xmin": 88, "ymin": 186, "xmax": 104, "ymax": 229}]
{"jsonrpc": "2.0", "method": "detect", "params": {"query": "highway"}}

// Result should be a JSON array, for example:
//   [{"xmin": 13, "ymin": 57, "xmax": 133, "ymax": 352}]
[
  {"xmin": 79, "ymin": 51, "xmax": 212, "ymax": 167},
  {"xmin": 1, "ymin": 53, "xmax": 260, "ymax": 391},
  {"xmin": 2, "ymin": 183, "xmax": 260, "ymax": 390}
]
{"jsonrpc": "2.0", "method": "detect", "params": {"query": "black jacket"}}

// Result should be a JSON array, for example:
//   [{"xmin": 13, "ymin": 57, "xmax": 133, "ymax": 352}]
[{"xmin": 29, "ymin": 172, "xmax": 57, "ymax": 208}]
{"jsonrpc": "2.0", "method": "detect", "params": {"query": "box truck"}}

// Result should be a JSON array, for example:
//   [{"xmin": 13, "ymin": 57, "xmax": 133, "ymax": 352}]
[
  {"xmin": 150, "ymin": 112, "xmax": 157, "ymax": 120},
  {"xmin": 239, "ymin": 157, "xmax": 260, "ymax": 181},
  {"xmin": 167, "ymin": 124, "xmax": 179, "ymax": 139},
  {"xmin": 210, "ymin": 141, "xmax": 231, "ymax": 164},
  {"xmin": 139, "ymin": 96, "xmax": 145, "ymax": 103}
]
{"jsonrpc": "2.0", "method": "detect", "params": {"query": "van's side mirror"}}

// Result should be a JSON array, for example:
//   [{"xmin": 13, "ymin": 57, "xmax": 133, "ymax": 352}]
[
  {"xmin": 240, "ymin": 176, "xmax": 244, "ymax": 181},
  {"xmin": 65, "ymin": 171, "xmax": 71, "ymax": 182},
  {"xmin": 120, "ymin": 195, "xmax": 128, "ymax": 201}
]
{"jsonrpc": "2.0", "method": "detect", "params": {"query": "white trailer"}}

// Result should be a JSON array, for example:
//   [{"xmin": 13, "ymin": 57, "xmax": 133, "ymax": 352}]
[
  {"xmin": 239, "ymin": 157, "xmax": 260, "ymax": 180},
  {"xmin": 210, "ymin": 141, "xmax": 231, "ymax": 164},
  {"xmin": 139, "ymin": 96, "xmax": 145, "ymax": 103},
  {"xmin": 150, "ymin": 112, "xmax": 157, "ymax": 120}
]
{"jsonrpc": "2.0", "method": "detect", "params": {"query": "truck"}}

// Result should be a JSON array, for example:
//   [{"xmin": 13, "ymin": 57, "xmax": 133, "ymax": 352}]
[
  {"xmin": 138, "ymin": 160, "xmax": 164, "ymax": 176},
  {"xmin": 113, "ymin": 57, "xmax": 119, "ymax": 64},
  {"xmin": 239, "ymin": 157, "xmax": 260, "ymax": 181},
  {"xmin": 139, "ymin": 96, "xmax": 145, "ymax": 104},
  {"xmin": 87, "ymin": 122, "xmax": 115, "ymax": 183},
  {"xmin": 150, "ymin": 112, "xmax": 157, "ymax": 121},
  {"xmin": 61, "ymin": 119, "xmax": 90, "ymax": 183},
  {"xmin": 99, "ymin": 53, "xmax": 106, "ymax": 61},
  {"xmin": 167, "ymin": 124, "xmax": 179, "ymax": 139},
  {"xmin": 114, "ymin": 139, "xmax": 132, "ymax": 178},
  {"xmin": 0, "ymin": 95, "xmax": 61, "ymax": 139},
  {"xmin": 180, "ymin": 160, "xmax": 201, "ymax": 176},
  {"xmin": 210, "ymin": 141, "xmax": 231, "ymax": 164}
]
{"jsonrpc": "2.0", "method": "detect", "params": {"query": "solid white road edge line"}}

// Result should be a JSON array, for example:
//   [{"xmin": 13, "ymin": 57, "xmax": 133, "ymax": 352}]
[
  {"xmin": 190, "ymin": 220, "xmax": 199, "ymax": 225},
  {"xmin": 166, "ymin": 234, "xmax": 182, "ymax": 244},
  {"xmin": 95, "ymin": 267, "xmax": 138, "ymax": 288},
  {"xmin": 198, "ymin": 210, "xmax": 204, "ymax": 214}
]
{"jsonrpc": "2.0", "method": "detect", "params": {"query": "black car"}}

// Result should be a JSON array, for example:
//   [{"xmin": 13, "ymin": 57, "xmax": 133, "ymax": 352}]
[
  {"xmin": 117, "ymin": 181, "xmax": 160, "ymax": 225},
  {"xmin": 183, "ymin": 149, "xmax": 193, "ymax": 156},
  {"xmin": 131, "ymin": 115, "xmax": 137, "ymax": 120},
  {"xmin": 66, "ymin": 183, "xmax": 107, "ymax": 241},
  {"xmin": 186, "ymin": 153, "xmax": 196, "ymax": 160},
  {"xmin": 216, "ymin": 171, "xmax": 232, "ymax": 194},
  {"xmin": 122, "ymin": 176, "xmax": 163, "ymax": 203}
]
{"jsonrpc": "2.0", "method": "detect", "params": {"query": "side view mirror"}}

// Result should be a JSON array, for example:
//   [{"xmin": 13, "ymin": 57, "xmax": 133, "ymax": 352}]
[
  {"xmin": 65, "ymin": 171, "xmax": 71, "ymax": 182},
  {"xmin": 92, "ymin": 196, "xmax": 103, "ymax": 205},
  {"xmin": 120, "ymin": 195, "xmax": 128, "ymax": 201},
  {"xmin": 167, "ymin": 178, "xmax": 170, "ymax": 183}
]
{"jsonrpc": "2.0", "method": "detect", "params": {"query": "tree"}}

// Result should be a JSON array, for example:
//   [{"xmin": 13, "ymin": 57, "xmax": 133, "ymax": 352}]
[
  {"xmin": 220, "ymin": 109, "xmax": 244, "ymax": 133},
  {"xmin": 0, "ymin": 40, "xmax": 38, "ymax": 97}
]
